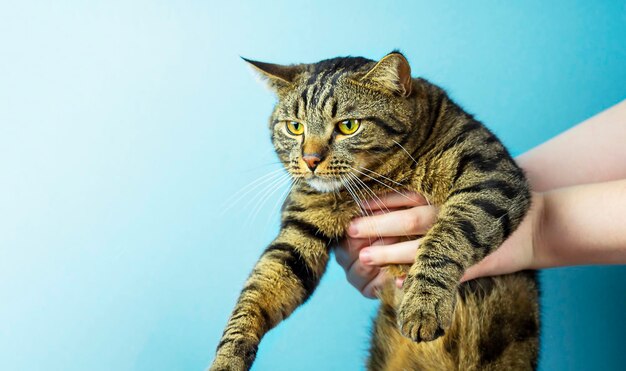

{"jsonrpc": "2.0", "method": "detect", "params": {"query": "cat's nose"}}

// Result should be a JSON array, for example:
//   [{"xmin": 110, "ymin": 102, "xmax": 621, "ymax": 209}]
[{"xmin": 302, "ymin": 153, "xmax": 323, "ymax": 171}]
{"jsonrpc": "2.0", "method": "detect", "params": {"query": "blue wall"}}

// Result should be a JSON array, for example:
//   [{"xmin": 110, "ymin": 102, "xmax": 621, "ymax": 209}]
[{"xmin": 1, "ymin": 1, "xmax": 624, "ymax": 370}]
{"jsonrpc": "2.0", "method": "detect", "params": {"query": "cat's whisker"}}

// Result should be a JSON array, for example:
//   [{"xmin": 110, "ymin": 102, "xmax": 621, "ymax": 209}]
[
  {"xmin": 343, "ymin": 174, "xmax": 382, "ymax": 244},
  {"xmin": 350, "ymin": 173, "xmax": 415, "ymax": 243},
  {"xmin": 349, "ymin": 173, "xmax": 391, "ymax": 215},
  {"xmin": 339, "ymin": 174, "xmax": 360, "ymax": 211},
  {"xmin": 392, "ymin": 139, "xmax": 419, "ymax": 167},
  {"xmin": 221, "ymin": 168, "xmax": 288, "ymax": 216},
  {"xmin": 358, "ymin": 166, "xmax": 406, "ymax": 188},
  {"xmin": 348, "ymin": 173, "xmax": 386, "ymax": 242},
  {"xmin": 359, "ymin": 165, "xmax": 432, "ymax": 206},
  {"xmin": 245, "ymin": 173, "xmax": 292, "ymax": 227},
  {"xmin": 241, "ymin": 161, "xmax": 285, "ymax": 172},
  {"xmin": 247, "ymin": 176, "xmax": 292, "ymax": 229},
  {"xmin": 348, "ymin": 166, "xmax": 415, "ymax": 203},
  {"xmin": 339, "ymin": 175, "xmax": 369, "ymax": 245},
  {"xmin": 225, "ymin": 168, "xmax": 286, "ymax": 207},
  {"xmin": 265, "ymin": 177, "xmax": 299, "ymax": 231}
]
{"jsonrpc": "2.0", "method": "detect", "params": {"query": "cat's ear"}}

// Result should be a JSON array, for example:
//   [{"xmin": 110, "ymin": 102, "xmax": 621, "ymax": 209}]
[
  {"xmin": 242, "ymin": 57, "xmax": 302, "ymax": 93},
  {"xmin": 360, "ymin": 52, "xmax": 412, "ymax": 97}
]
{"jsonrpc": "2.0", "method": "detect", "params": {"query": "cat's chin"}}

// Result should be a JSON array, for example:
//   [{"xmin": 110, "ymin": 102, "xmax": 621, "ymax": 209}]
[{"xmin": 307, "ymin": 177, "xmax": 343, "ymax": 193}]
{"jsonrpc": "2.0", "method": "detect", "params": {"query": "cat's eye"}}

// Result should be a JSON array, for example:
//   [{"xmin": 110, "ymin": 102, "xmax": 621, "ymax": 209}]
[
  {"xmin": 286, "ymin": 121, "xmax": 304, "ymax": 135},
  {"xmin": 337, "ymin": 119, "xmax": 360, "ymax": 135}
]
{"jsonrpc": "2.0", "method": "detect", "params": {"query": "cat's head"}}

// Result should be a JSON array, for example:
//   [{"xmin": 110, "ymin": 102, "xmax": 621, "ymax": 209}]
[{"xmin": 245, "ymin": 52, "xmax": 415, "ymax": 193}]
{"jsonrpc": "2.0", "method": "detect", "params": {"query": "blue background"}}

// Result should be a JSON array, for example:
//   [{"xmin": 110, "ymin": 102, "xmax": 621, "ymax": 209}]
[{"xmin": 1, "ymin": 1, "xmax": 625, "ymax": 370}]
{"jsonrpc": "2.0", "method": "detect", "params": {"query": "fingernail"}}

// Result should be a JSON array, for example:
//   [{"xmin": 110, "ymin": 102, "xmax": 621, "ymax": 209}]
[
  {"xmin": 360, "ymin": 249, "xmax": 372, "ymax": 264},
  {"xmin": 395, "ymin": 277, "xmax": 404, "ymax": 288}
]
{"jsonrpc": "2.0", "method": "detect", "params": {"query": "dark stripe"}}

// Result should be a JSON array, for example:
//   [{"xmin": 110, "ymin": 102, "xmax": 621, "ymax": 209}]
[
  {"xmin": 285, "ymin": 247, "xmax": 318, "ymax": 300},
  {"xmin": 420, "ymin": 253, "xmax": 464, "ymax": 272},
  {"xmin": 449, "ymin": 179, "xmax": 519, "ymax": 200},
  {"xmin": 216, "ymin": 337, "xmax": 229, "ymax": 350},
  {"xmin": 306, "ymin": 72, "xmax": 317, "ymax": 85},
  {"xmin": 264, "ymin": 242, "xmax": 319, "ymax": 300},
  {"xmin": 331, "ymin": 100, "xmax": 338, "ymax": 118},
  {"xmin": 329, "ymin": 69, "xmax": 342, "ymax": 87},
  {"xmin": 415, "ymin": 273, "xmax": 448, "ymax": 291},
  {"xmin": 362, "ymin": 145, "xmax": 389, "ymax": 153},
  {"xmin": 284, "ymin": 204, "xmax": 306, "ymax": 212},
  {"xmin": 229, "ymin": 311, "xmax": 251, "ymax": 323},
  {"xmin": 412, "ymin": 91, "xmax": 445, "ymax": 159},
  {"xmin": 281, "ymin": 216, "xmax": 329, "ymax": 243},
  {"xmin": 259, "ymin": 306, "xmax": 272, "ymax": 332},
  {"xmin": 297, "ymin": 187, "xmax": 319, "ymax": 195},
  {"xmin": 217, "ymin": 329, "xmax": 246, "ymax": 348},
  {"xmin": 320, "ymin": 90, "xmax": 332, "ymax": 112},
  {"xmin": 456, "ymin": 219, "xmax": 486, "ymax": 253},
  {"xmin": 453, "ymin": 152, "xmax": 483, "ymax": 184},
  {"xmin": 300, "ymin": 89, "xmax": 308, "ymax": 111},
  {"xmin": 470, "ymin": 198, "xmax": 512, "ymax": 238},
  {"xmin": 264, "ymin": 242, "xmax": 296, "ymax": 255},
  {"xmin": 389, "ymin": 116, "xmax": 408, "ymax": 130},
  {"xmin": 437, "ymin": 120, "xmax": 482, "ymax": 155},
  {"xmin": 484, "ymin": 132, "xmax": 499, "ymax": 144},
  {"xmin": 430, "ymin": 90, "xmax": 445, "ymax": 127},
  {"xmin": 294, "ymin": 98, "xmax": 300, "ymax": 119},
  {"xmin": 275, "ymin": 148, "xmax": 289, "ymax": 156},
  {"xmin": 309, "ymin": 84, "xmax": 320, "ymax": 106},
  {"xmin": 241, "ymin": 282, "xmax": 262, "ymax": 295},
  {"xmin": 479, "ymin": 314, "xmax": 509, "ymax": 365},
  {"xmin": 363, "ymin": 116, "xmax": 405, "ymax": 136},
  {"xmin": 452, "ymin": 152, "xmax": 504, "ymax": 184},
  {"xmin": 458, "ymin": 277, "xmax": 495, "ymax": 302}
]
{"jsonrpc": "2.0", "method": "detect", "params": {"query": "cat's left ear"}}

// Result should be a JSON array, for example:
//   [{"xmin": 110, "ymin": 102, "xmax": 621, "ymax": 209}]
[
  {"xmin": 360, "ymin": 52, "xmax": 412, "ymax": 97},
  {"xmin": 242, "ymin": 57, "xmax": 303, "ymax": 93}
]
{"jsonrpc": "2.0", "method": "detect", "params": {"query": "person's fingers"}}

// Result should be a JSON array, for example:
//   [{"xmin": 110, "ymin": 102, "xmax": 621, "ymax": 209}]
[
  {"xmin": 346, "ymin": 258, "xmax": 380, "ymax": 297},
  {"xmin": 348, "ymin": 206, "xmax": 437, "ymax": 239},
  {"xmin": 361, "ymin": 271, "xmax": 393, "ymax": 299},
  {"xmin": 361, "ymin": 191, "xmax": 428, "ymax": 211},
  {"xmin": 335, "ymin": 237, "xmax": 368, "ymax": 269},
  {"xmin": 395, "ymin": 276, "xmax": 405, "ymax": 288},
  {"xmin": 459, "ymin": 205, "xmax": 536, "ymax": 282},
  {"xmin": 344, "ymin": 238, "xmax": 400, "ymax": 296},
  {"xmin": 359, "ymin": 238, "xmax": 422, "ymax": 266},
  {"xmin": 460, "ymin": 254, "xmax": 499, "ymax": 282},
  {"xmin": 336, "ymin": 237, "xmax": 399, "ymax": 269}
]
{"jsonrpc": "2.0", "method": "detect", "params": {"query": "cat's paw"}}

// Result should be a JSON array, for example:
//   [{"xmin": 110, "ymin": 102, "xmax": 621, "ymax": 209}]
[{"xmin": 397, "ymin": 273, "xmax": 456, "ymax": 342}]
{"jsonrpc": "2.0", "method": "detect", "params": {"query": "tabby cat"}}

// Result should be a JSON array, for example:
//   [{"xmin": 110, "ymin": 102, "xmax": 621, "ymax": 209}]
[{"xmin": 210, "ymin": 52, "xmax": 539, "ymax": 370}]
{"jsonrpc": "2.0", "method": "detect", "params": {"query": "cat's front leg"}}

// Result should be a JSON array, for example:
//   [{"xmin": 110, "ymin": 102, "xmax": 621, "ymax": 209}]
[
  {"xmin": 210, "ymin": 226, "xmax": 331, "ymax": 371},
  {"xmin": 397, "ymin": 177, "xmax": 530, "ymax": 342}
]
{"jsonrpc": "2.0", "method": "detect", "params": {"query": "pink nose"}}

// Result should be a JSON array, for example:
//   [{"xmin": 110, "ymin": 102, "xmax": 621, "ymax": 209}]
[{"xmin": 302, "ymin": 154, "xmax": 322, "ymax": 171}]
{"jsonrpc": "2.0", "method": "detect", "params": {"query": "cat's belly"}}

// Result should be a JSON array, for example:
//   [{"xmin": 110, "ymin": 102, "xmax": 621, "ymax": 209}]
[{"xmin": 369, "ymin": 272, "xmax": 540, "ymax": 371}]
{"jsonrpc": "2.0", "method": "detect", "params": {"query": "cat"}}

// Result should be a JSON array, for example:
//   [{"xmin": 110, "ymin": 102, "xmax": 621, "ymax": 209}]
[{"xmin": 210, "ymin": 51, "xmax": 539, "ymax": 370}]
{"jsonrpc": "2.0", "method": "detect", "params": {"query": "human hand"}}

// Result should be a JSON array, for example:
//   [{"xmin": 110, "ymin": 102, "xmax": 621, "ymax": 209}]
[
  {"xmin": 460, "ymin": 193, "xmax": 543, "ymax": 281},
  {"xmin": 336, "ymin": 191, "xmax": 544, "ymax": 297},
  {"xmin": 335, "ymin": 192, "xmax": 436, "ymax": 298}
]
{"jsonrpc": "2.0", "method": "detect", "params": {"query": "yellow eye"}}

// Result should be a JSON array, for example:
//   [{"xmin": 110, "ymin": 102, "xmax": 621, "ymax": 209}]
[
  {"xmin": 337, "ymin": 119, "xmax": 360, "ymax": 135},
  {"xmin": 286, "ymin": 121, "xmax": 304, "ymax": 135}
]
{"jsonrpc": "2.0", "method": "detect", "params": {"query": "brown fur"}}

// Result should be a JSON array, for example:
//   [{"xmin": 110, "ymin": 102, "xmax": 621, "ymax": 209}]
[{"xmin": 210, "ymin": 52, "xmax": 538, "ymax": 370}]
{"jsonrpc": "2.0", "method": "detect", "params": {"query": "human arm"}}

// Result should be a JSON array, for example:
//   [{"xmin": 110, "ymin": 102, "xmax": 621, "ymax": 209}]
[
  {"xmin": 518, "ymin": 99, "xmax": 626, "ymax": 191},
  {"xmin": 336, "ymin": 99, "xmax": 626, "ymax": 297}
]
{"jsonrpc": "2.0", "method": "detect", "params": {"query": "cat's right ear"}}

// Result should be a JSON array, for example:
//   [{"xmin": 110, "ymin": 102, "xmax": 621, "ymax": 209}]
[{"xmin": 242, "ymin": 57, "xmax": 302, "ymax": 93}]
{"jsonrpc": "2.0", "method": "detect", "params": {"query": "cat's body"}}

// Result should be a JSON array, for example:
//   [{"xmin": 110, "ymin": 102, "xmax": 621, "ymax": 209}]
[{"xmin": 211, "ymin": 53, "xmax": 538, "ymax": 370}]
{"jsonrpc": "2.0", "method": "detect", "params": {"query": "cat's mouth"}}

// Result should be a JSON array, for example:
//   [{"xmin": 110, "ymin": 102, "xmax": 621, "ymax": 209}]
[{"xmin": 306, "ymin": 175, "xmax": 344, "ymax": 193}]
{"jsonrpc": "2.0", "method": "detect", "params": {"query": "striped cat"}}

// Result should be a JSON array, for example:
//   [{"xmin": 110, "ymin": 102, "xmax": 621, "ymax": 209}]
[{"xmin": 210, "ymin": 52, "xmax": 539, "ymax": 370}]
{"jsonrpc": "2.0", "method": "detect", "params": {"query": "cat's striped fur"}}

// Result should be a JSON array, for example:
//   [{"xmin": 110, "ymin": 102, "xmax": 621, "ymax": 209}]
[{"xmin": 210, "ymin": 52, "xmax": 539, "ymax": 370}]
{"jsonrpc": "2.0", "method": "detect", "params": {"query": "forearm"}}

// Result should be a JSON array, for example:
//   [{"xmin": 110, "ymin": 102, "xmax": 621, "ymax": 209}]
[
  {"xmin": 516, "ymin": 99, "xmax": 626, "ymax": 192},
  {"xmin": 534, "ymin": 179, "xmax": 626, "ymax": 269}
]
